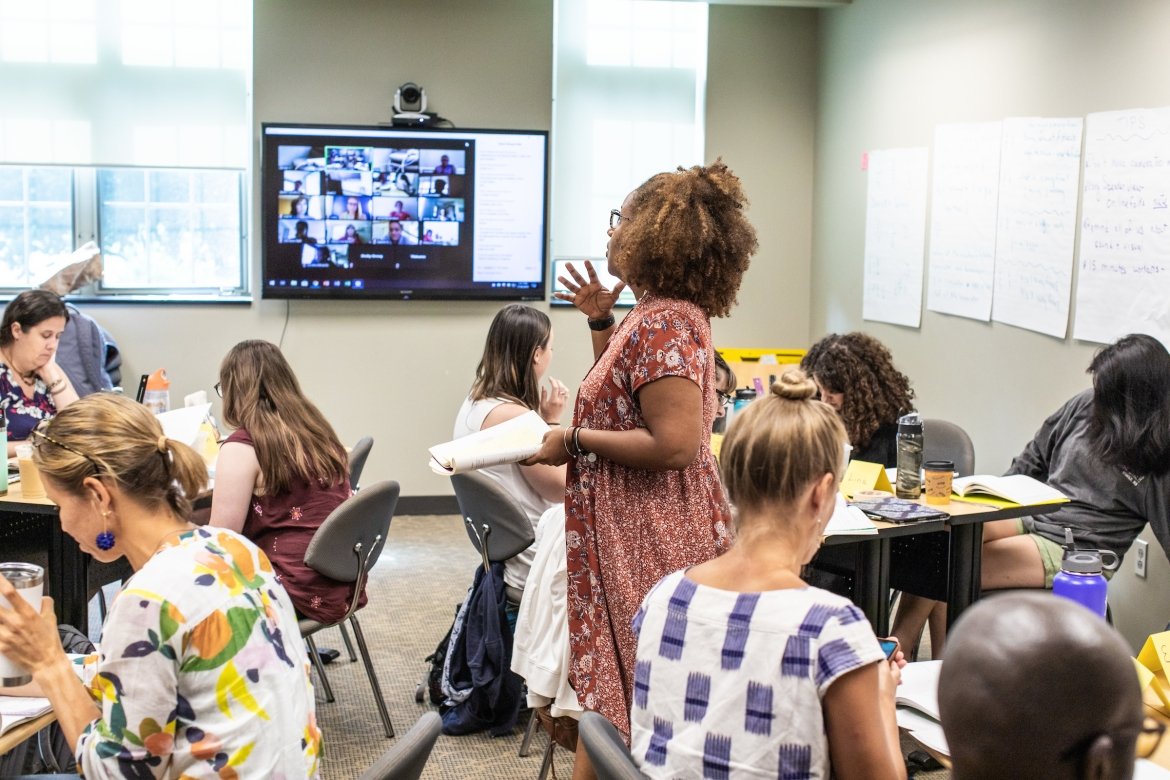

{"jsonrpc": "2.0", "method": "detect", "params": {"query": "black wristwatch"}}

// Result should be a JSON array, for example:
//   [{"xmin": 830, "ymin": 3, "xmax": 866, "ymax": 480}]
[{"xmin": 587, "ymin": 315, "xmax": 616, "ymax": 332}]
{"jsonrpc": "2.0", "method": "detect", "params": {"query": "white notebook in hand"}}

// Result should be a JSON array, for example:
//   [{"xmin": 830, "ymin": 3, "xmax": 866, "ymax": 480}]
[{"xmin": 429, "ymin": 410, "xmax": 550, "ymax": 475}]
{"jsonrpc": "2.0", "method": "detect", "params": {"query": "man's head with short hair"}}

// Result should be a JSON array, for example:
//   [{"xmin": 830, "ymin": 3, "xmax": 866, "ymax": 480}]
[{"xmin": 940, "ymin": 593, "xmax": 1143, "ymax": 780}]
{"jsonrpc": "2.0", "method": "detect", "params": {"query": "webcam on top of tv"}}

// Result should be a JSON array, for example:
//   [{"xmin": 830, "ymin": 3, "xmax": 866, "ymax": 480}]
[{"xmin": 393, "ymin": 82, "xmax": 433, "ymax": 127}]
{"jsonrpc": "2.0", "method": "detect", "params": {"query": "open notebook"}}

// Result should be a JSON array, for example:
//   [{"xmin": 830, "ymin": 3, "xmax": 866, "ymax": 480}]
[{"xmin": 0, "ymin": 696, "xmax": 51, "ymax": 737}]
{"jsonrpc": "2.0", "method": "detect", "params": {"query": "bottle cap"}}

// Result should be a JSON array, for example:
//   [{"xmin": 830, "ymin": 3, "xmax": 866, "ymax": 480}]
[
  {"xmin": 1062, "ymin": 551, "xmax": 1104, "ymax": 574},
  {"xmin": 734, "ymin": 388, "xmax": 757, "ymax": 400},
  {"xmin": 897, "ymin": 412, "xmax": 922, "ymax": 434},
  {"xmin": 146, "ymin": 369, "xmax": 170, "ymax": 390},
  {"xmin": 924, "ymin": 459, "xmax": 955, "ymax": 472}
]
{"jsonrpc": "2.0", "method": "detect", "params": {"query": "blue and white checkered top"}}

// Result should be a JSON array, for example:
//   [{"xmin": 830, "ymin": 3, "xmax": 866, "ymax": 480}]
[{"xmin": 629, "ymin": 570, "xmax": 885, "ymax": 779}]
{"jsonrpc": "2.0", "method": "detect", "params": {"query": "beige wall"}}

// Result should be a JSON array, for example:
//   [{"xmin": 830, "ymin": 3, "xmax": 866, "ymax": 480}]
[
  {"xmin": 812, "ymin": 0, "xmax": 1170, "ymax": 648},
  {"xmin": 86, "ymin": 2, "xmax": 818, "ymax": 501}
]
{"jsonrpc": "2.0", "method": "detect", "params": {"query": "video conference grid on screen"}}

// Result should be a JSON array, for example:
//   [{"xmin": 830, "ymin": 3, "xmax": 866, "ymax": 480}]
[{"xmin": 262, "ymin": 125, "xmax": 547, "ymax": 300}]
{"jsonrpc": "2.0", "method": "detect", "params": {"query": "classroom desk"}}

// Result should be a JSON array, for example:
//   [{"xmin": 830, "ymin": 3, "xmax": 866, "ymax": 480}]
[
  {"xmin": 0, "ymin": 711, "xmax": 56, "ymax": 757},
  {"xmin": 822, "ymin": 497, "xmax": 1061, "ymax": 635},
  {"xmin": 0, "ymin": 483, "xmax": 89, "ymax": 630}
]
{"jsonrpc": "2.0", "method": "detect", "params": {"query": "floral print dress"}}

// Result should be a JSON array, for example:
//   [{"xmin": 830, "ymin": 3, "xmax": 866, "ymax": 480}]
[
  {"xmin": 0, "ymin": 362, "xmax": 57, "ymax": 441},
  {"xmin": 564, "ymin": 294, "xmax": 733, "ymax": 739},
  {"xmin": 75, "ymin": 527, "xmax": 321, "ymax": 779}
]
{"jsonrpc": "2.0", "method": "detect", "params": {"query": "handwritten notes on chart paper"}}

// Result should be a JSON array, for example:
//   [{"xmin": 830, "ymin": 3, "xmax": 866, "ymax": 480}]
[
  {"xmin": 863, "ymin": 148, "xmax": 929, "ymax": 327},
  {"xmin": 926, "ymin": 122, "xmax": 1003, "ymax": 321},
  {"xmin": 1075, "ymin": 108, "xmax": 1170, "ymax": 345},
  {"xmin": 991, "ymin": 117, "xmax": 1084, "ymax": 338}
]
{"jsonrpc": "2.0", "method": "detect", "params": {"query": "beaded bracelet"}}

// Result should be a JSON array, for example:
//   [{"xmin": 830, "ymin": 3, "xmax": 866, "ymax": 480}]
[{"xmin": 572, "ymin": 426, "xmax": 597, "ymax": 463}]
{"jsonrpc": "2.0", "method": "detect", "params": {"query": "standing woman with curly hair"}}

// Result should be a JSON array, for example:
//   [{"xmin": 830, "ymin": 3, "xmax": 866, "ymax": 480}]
[
  {"xmin": 528, "ymin": 160, "xmax": 757, "ymax": 774},
  {"xmin": 800, "ymin": 332, "xmax": 916, "ymax": 467}
]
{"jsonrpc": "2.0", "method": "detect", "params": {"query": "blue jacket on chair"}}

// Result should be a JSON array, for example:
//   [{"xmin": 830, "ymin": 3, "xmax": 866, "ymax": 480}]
[{"xmin": 440, "ymin": 562, "xmax": 524, "ymax": 737}]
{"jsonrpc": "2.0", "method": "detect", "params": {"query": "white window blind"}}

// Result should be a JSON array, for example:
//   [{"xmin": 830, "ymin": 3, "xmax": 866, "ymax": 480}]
[
  {"xmin": 552, "ymin": 0, "xmax": 707, "ymax": 261},
  {"xmin": 0, "ymin": 0, "xmax": 250, "ymax": 298},
  {"xmin": 0, "ymin": 0, "xmax": 248, "ymax": 168}
]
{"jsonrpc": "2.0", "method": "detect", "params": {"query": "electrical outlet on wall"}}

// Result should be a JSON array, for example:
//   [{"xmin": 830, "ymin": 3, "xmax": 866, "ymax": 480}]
[{"xmin": 1135, "ymin": 539, "xmax": 1149, "ymax": 579}]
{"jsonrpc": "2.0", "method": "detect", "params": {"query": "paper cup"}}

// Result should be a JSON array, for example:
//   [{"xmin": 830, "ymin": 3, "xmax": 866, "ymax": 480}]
[
  {"xmin": 923, "ymin": 460, "xmax": 955, "ymax": 505},
  {"xmin": 0, "ymin": 562, "xmax": 44, "ymax": 686},
  {"xmin": 15, "ymin": 444, "xmax": 45, "ymax": 500}
]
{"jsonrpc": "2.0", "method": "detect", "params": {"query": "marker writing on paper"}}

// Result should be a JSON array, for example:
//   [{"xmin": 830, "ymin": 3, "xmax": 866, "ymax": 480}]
[{"xmin": 753, "ymin": 377, "xmax": 766, "ymax": 396}]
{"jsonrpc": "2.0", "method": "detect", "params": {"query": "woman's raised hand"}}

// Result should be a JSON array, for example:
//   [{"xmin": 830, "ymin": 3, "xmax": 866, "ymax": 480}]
[
  {"xmin": 539, "ymin": 377, "xmax": 569, "ymax": 424},
  {"xmin": 555, "ymin": 260, "xmax": 626, "ymax": 320}
]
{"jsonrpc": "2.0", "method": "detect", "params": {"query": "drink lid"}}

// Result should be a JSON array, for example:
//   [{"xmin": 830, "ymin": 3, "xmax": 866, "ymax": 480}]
[
  {"xmin": 1062, "ymin": 551, "xmax": 1104, "ymax": 574},
  {"xmin": 146, "ymin": 368, "xmax": 170, "ymax": 390},
  {"xmin": 734, "ymin": 388, "xmax": 757, "ymax": 400},
  {"xmin": 897, "ymin": 411, "xmax": 922, "ymax": 433},
  {"xmin": 924, "ymin": 459, "xmax": 955, "ymax": 471}
]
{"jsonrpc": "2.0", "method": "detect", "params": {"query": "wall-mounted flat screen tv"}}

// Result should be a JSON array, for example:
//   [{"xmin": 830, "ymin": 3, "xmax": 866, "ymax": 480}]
[{"xmin": 261, "ymin": 123, "xmax": 548, "ymax": 301}]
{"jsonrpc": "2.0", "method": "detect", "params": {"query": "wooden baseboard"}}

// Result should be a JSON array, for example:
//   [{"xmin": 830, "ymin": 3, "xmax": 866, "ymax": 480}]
[{"xmin": 398, "ymin": 495, "xmax": 460, "ymax": 516}]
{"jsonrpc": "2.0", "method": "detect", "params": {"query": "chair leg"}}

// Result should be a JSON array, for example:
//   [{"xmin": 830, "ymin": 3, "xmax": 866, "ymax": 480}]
[
  {"xmin": 305, "ymin": 634, "xmax": 336, "ymax": 703},
  {"xmin": 339, "ymin": 623, "xmax": 357, "ymax": 662},
  {"xmin": 519, "ymin": 707, "xmax": 539, "ymax": 757},
  {"xmin": 537, "ymin": 735, "xmax": 556, "ymax": 780},
  {"xmin": 349, "ymin": 614, "xmax": 395, "ymax": 738}
]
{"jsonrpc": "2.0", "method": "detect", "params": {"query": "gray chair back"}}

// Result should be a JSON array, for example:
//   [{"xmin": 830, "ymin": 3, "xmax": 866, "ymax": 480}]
[
  {"xmin": 304, "ymin": 480, "xmax": 399, "ymax": 583},
  {"xmin": 349, "ymin": 436, "xmax": 375, "ymax": 490},
  {"xmin": 450, "ymin": 471, "xmax": 536, "ymax": 563},
  {"xmin": 579, "ymin": 712, "xmax": 647, "ymax": 780},
  {"xmin": 923, "ymin": 418, "xmax": 976, "ymax": 477},
  {"xmin": 355, "ymin": 711, "xmax": 442, "ymax": 780}
]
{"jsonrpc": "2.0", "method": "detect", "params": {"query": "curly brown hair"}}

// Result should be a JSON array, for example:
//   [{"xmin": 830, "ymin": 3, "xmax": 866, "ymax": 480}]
[
  {"xmin": 612, "ymin": 159, "xmax": 757, "ymax": 318},
  {"xmin": 799, "ymin": 332, "xmax": 915, "ymax": 450}
]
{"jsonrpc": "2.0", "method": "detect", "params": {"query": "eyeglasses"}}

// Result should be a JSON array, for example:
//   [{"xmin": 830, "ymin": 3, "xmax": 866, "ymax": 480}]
[
  {"xmin": 213, "ymin": 382, "xmax": 222, "ymax": 398},
  {"xmin": 717, "ymin": 391, "xmax": 734, "ymax": 408},
  {"xmin": 609, "ymin": 209, "xmax": 624, "ymax": 230},
  {"xmin": 1060, "ymin": 717, "xmax": 1166, "ymax": 762},
  {"xmin": 30, "ymin": 421, "xmax": 100, "ymax": 474}
]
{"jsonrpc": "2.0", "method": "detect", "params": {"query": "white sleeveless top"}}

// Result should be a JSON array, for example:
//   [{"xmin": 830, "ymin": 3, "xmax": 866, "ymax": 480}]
[{"xmin": 453, "ymin": 396, "xmax": 557, "ymax": 590}]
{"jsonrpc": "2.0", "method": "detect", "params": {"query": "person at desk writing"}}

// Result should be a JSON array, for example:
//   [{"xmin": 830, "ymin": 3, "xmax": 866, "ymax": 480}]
[
  {"xmin": 630, "ymin": 369, "xmax": 907, "ymax": 780},
  {"xmin": 0, "ymin": 393, "xmax": 320, "ymax": 778},
  {"xmin": 526, "ymin": 160, "xmax": 757, "ymax": 774},
  {"xmin": 800, "ymin": 331, "xmax": 915, "ymax": 467},
  {"xmin": 208, "ymin": 339, "xmax": 356, "ymax": 626},
  {"xmin": 893, "ymin": 333, "xmax": 1170, "ymax": 653},
  {"xmin": 0, "ymin": 290, "xmax": 79, "ymax": 457}
]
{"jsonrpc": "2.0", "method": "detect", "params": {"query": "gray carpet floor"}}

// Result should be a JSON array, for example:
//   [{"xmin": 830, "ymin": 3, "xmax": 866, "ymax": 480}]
[{"xmin": 311, "ymin": 514, "xmax": 948, "ymax": 779}]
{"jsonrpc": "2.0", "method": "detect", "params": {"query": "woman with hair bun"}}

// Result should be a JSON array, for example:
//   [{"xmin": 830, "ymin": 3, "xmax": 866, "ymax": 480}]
[
  {"xmin": 528, "ymin": 160, "xmax": 758, "ymax": 769},
  {"xmin": 630, "ymin": 369, "xmax": 907, "ymax": 780},
  {"xmin": 0, "ymin": 393, "xmax": 319, "ymax": 778}
]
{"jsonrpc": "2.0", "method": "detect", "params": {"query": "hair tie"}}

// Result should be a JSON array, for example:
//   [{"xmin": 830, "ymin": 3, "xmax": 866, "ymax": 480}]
[{"xmin": 157, "ymin": 435, "xmax": 168, "ymax": 453}]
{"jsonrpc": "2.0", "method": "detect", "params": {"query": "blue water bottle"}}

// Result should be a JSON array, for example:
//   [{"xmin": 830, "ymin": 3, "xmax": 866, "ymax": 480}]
[{"xmin": 1052, "ymin": 551, "xmax": 1115, "ymax": 618}]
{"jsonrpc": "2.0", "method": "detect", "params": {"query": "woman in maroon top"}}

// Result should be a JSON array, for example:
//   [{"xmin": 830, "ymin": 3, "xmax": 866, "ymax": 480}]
[
  {"xmin": 528, "ymin": 161, "xmax": 758, "ymax": 775},
  {"xmin": 208, "ymin": 339, "xmax": 355, "ymax": 623}
]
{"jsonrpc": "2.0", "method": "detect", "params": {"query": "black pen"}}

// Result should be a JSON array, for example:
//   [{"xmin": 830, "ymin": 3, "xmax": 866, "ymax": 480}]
[{"xmin": 135, "ymin": 374, "xmax": 148, "ymax": 403}]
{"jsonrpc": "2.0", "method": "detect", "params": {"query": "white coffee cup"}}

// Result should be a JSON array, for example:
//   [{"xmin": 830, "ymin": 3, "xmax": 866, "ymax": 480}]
[{"xmin": 0, "ymin": 562, "xmax": 45, "ymax": 686}]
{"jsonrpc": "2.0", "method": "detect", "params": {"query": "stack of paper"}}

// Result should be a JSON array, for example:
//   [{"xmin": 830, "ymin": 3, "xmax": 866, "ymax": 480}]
[
  {"xmin": 0, "ymin": 696, "xmax": 51, "ymax": 736},
  {"xmin": 429, "ymin": 410, "xmax": 550, "ymax": 475},
  {"xmin": 894, "ymin": 661, "xmax": 949, "ymax": 756},
  {"xmin": 825, "ymin": 494, "xmax": 878, "ymax": 536}
]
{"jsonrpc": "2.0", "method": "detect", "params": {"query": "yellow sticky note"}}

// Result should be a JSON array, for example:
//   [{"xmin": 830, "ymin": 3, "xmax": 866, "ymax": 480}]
[
  {"xmin": 1136, "ymin": 632, "xmax": 1170, "ymax": 710},
  {"xmin": 839, "ymin": 460, "xmax": 895, "ymax": 499}
]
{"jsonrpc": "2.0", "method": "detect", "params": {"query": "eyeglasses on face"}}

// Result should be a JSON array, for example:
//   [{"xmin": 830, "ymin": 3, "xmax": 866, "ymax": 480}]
[
  {"xmin": 30, "ymin": 421, "xmax": 100, "ymax": 473},
  {"xmin": 717, "ymin": 391, "xmax": 734, "ymax": 408},
  {"xmin": 609, "ymin": 209, "xmax": 624, "ymax": 230},
  {"xmin": 214, "ymin": 382, "xmax": 222, "ymax": 398}
]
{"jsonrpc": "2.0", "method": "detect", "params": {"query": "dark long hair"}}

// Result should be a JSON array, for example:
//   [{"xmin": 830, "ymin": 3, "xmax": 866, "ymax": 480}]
[
  {"xmin": 800, "ymin": 332, "xmax": 914, "ymax": 450},
  {"xmin": 1, "ymin": 290, "xmax": 68, "ymax": 347},
  {"xmin": 1088, "ymin": 333, "xmax": 1170, "ymax": 476},
  {"xmin": 469, "ymin": 304, "xmax": 551, "ymax": 411},
  {"xmin": 219, "ymin": 340, "xmax": 348, "ymax": 494}
]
